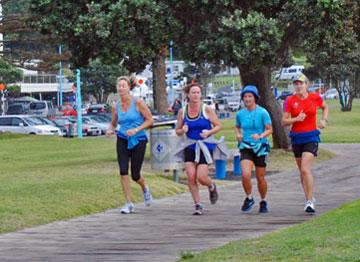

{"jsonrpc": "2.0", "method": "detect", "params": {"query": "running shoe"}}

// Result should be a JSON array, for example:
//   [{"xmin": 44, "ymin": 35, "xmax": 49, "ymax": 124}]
[
  {"xmin": 143, "ymin": 187, "xmax": 153, "ymax": 206},
  {"xmin": 120, "ymin": 202, "xmax": 135, "ymax": 214},
  {"xmin": 259, "ymin": 200, "xmax": 268, "ymax": 213},
  {"xmin": 193, "ymin": 204, "xmax": 203, "ymax": 215},
  {"xmin": 241, "ymin": 197, "xmax": 255, "ymax": 212},
  {"xmin": 209, "ymin": 183, "xmax": 218, "ymax": 204},
  {"xmin": 304, "ymin": 200, "xmax": 315, "ymax": 213}
]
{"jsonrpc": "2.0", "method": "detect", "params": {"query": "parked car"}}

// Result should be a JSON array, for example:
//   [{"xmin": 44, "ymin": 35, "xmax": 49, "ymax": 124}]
[
  {"xmin": 66, "ymin": 116, "xmax": 101, "ymax": 136},
  {"xmin": 29, "ymin": 101, "xmax": 56, "ymax": 117},
  {"xmin": 51, "ymin": 118, "xmax": 77, "ymax": 137},
  {"xmin": 0, "ymin": 115, "xmax": 62, "ymax": 136},
  {"xmin": 87, "ymin": 104, "xmax": 110, "ymax": 114},
  {"xmin": 203, "ymin": 99, "xmax": 216, "ymax": 110},
  {"xmin": 6, "ymin": 103, "xmax": 29, "ymax": 115},
  {"xmin": 33, "ymin": 117, "xmax": 68, "ymax": 137},
  {"xmin": 324, "ymin": 88, "xmax": 338, "ymax": 99},
  {"xmin": 275, "ymin": 65, "xmax": 305, "ymax": 80},
  {"xmin": 61, "ymin": 104, "xmax": 77, "ymax": 116},
  {"xmin": 278, "ymin": 90, "xmax": 293, "ymax": 100},
  {"xmin": 82, "ymin": 116, "xmax": 108, "ymax": 135}
]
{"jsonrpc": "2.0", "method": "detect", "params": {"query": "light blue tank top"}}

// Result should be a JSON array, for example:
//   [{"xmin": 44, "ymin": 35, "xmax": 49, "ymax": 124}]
[{"xmin": 116, "ymin": 97, "xmax": 147, "ymax": 144}]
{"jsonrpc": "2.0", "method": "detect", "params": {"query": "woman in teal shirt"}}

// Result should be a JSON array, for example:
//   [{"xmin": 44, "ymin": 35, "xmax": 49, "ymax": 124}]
[{"xmin": 235, "ymin": 85, "xmax": 273, "ymax": 213}]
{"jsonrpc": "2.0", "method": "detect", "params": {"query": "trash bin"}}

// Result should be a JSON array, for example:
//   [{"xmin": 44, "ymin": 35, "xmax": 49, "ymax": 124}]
[
  {"xmin": 215, "ymin": 159, "xmax": 226, "ymax": 179},
  {"xmin": 150, "ymin": 127, "xmax": 184, "ymax": 181}
]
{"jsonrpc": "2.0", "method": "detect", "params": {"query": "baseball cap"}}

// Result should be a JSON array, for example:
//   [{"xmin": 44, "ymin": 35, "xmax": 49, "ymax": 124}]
[{"xmin": 292, "ymin": 73, "xmax": 309, "ymax": 83}]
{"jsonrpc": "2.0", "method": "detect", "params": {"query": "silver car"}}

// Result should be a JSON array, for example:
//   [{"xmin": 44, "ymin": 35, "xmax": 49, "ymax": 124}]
[{"xmin": 0, "ymin": 115, "xmax": 62, "ymax": 136}]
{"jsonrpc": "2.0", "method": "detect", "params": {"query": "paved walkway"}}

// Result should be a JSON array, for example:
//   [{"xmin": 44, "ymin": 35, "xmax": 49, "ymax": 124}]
[{"xmin": 0, "ymin": 144, "xmax": 359, "ymax": 261}]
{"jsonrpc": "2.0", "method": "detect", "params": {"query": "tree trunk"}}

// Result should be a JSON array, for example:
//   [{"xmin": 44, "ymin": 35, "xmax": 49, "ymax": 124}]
[
  {"xmin": 152, "ymin": 50, "xmax": 168, "ymax": 114},
  {"xmin": 239, "ymin": 65, "xmax": 290, "ymax": 149}
]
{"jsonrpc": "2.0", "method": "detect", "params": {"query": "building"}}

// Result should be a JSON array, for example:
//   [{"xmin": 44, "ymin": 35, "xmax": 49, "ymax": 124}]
[{"xmin": 18, "ymin": 68, "xmax": 74, "ymax": 104}]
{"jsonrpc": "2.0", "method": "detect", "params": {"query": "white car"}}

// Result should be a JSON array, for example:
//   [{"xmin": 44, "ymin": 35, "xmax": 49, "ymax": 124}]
[
  {"xmin": 324, "ymin": 88, "xmax": 338, "ymax": 99},
  {"xmin": 0, "ymin": 115, "xmax": 62, "ymax": 136},
  {"xmin": 203, "ymin": 99, "xmax": 216, "ymax": 110},
  {"xmin": 275, "ymin": 65, "xmax": 305, "ymax": 80}
]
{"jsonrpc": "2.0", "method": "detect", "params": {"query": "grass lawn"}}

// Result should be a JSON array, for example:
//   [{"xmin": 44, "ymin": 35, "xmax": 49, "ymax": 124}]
[
  {"xmin": 179, "ymin": 199, "xmax": 360, "ymax": 261},
  {"xmin": 208, "ymin": 75, "xmax": 242, "ymax": 90},
  {"xmin": 321, "ymin": 99, "xmax": 360, "ymax": 143},
  {"xmin": 0, "ymin": 135, "xmax": 187, "ymax": 234}
]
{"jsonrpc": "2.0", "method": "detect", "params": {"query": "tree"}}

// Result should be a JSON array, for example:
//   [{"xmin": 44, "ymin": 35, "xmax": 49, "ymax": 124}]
[
  {"xmin": 29, "ymin": 0, "xmax": 182, "ymax": 113},
  {"xmin": 304, "ymin": 1, "xmax": 360, "ymax": 111},
  {"xmin": 77, "ymin": 59, "xmax": 127, "ymax": 103},
  {"xmin": 0, "ymin": 57, "xmax": 22, "ymax": 84},
  {"xmin": 0, "ymin": 0, "xmax": 67, "ymax": 72},
  {"xmin": 167, "ymin": 0, "xmax": 360, "ymax": 148}
]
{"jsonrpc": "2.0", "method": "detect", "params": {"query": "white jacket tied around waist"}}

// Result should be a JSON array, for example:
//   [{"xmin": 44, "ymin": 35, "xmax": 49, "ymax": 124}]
[{"xmin": 173, "ymin": 136, "xmax": 230, "ymax": 164}]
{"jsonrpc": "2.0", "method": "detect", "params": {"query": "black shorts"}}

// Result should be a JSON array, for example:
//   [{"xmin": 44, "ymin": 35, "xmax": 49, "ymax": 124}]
[
  {"xmin": 184, "ymin": 147, "xmax": 213, "ymax": 165},
  {"xmin": 240, "ymin": 148, "xmax": 267, "ymax": 167},
  {"xmin": 116, "ymin": 137, "xmax": 147, "ymax": 180},
  {"xmin": 292, "ymin": 142, "xmax": 319, "ymax": 158}
]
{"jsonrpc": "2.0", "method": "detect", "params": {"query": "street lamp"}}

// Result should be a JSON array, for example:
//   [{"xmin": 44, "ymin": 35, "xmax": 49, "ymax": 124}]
[
  {"xmin": 169, "ymin": 40, "xmax": 174, "ymax": 105},
  {"xmin": 76, "ymin": 69, "xmax": 82, "ymax": 138},
  {"xmin": 58, "ymin": 45, "xmax": 63, "ymax": 108}
]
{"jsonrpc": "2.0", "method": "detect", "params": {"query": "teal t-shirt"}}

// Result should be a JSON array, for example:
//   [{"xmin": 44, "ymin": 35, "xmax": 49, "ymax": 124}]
[{"xmin": 235, "ymin": 105, "xmax": 272, "ymax": 144}]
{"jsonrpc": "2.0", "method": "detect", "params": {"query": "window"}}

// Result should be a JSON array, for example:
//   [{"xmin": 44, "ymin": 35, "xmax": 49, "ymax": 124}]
[
  {"xmin": 11, "ymin": 118, "xmax": 24, "ymax": 126},
  {"xmin": 30, "ymin": 102, "xmax": 46, "ymax": 110},
  {"xmin": 288, "ymin": 69, "xmax": 297, "ymax": 73},
  {"xmin": 0, "ymin": 117, "xmax": 12, "ymax": 126}
]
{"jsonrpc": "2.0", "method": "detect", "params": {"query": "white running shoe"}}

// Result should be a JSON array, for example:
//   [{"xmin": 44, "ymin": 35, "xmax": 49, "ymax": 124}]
[
  {"xmin": 120, "ymin": 202, "xmax": 135, "ymax": 214},
  {"xmin": 304, "ymin": 200, "xmax": 315, "ymax": 213},
  {"xmin": 143, "ymin": 187, "xmax": 153, "ymax": 206}
]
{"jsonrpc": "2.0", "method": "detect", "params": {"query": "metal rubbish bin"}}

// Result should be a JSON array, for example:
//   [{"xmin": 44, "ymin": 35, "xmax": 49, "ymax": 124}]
[{"xmin": 150, "ymin": 127, "xmax": 184, "ymax": 181}]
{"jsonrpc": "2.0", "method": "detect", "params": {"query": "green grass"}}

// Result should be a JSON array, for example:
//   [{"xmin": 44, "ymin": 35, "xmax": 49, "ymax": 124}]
[
  {"xmin": 0, "ymin": 135, "xmax": 187, "ymax": 234},
  {"xmin": 320, "ymin": 99, "xmax": 360, "ymax": 143},
  {"xmin": 179, "ymin": 199, "xmax": 360, "ymax": 262},
  {"xmin": 207, "ymin": 75, "xmax": 242, "ymax": 90}
]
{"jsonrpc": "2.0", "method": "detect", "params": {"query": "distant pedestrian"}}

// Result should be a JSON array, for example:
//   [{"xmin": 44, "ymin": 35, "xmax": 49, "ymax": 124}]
[
  {"xmin": 106, "ymin": 75, "xmax": 154, "ymax": 214},
  {"xmin": 235, "ymin": 85, "xmax": 273, "ymax": 213},
  {"xmin": 175, "ymin": 83, "xmax": 221, "ymax": 215},
  {"xmin": 282, "ymin": 73, "xmax": 329, "ymax": 213},
  {"xmin": 172, "ymin": 98, "xmax": 182, "ymax": 116}
]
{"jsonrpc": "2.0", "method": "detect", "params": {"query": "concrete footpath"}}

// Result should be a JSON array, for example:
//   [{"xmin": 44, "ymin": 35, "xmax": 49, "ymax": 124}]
[{"xmin": 0, "ymin": 144, "xmax": 359, "ymax": 261}]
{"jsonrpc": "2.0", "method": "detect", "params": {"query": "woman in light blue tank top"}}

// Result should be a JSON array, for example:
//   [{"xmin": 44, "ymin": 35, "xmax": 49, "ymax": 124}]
[
  {"xmin": 106, "ymin": 76, "xmax": 154, "ymax": 214},
  {"xmin": 176, "ymin": 83, "xmax": 222, "ymax": 215}
]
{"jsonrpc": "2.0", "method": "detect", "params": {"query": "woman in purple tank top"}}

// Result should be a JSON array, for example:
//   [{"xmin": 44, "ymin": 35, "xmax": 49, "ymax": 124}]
[{"xmin": 176, "ymin": 83, "xmax": 222, "ymax": 215}]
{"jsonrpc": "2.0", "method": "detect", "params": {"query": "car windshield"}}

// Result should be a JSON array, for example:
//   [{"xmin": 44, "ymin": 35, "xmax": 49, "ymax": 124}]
[
  {"xmin": 24, "ymin": 117, "xmax": 46, "ymax": 126},
  {"xmin": 35, "ymin": 117, "xmax": 53, "ymax": 125},
  {"xmin": 90, "ymin": 116, "xmax": 107, "ymax": 123},
  {"xmin": 54, "ymin": 119, "xmax": 71, "ymax": 125},
  {"xmin": 30, "ymin": 102, "xmax": 46, "ymax": 110}
]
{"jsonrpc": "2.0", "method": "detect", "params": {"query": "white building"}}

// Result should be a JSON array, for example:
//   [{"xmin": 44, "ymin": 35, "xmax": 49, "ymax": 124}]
[{"xmin": 17, "ymin": 68, "xmax": 74, "ymax": 102}]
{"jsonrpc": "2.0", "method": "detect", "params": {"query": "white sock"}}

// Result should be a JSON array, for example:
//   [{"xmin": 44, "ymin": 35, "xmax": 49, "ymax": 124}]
[{"xmin": 209, "ymin": 183, "xmax": 215, "ymax": 191}]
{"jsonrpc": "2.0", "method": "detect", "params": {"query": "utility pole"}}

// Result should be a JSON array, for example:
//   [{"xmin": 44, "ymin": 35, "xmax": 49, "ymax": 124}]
[
  {"xmin": 0, "ymin": 1, "xmax": 3, "ymax": 55},
  {"xmin": 169, "ymin": 40, "xmax": 174, "ymax": 105},
  {"xmin": 58, "ymin": 45, "xmax": 63, "ymax": 108},
  {"xmin": 76, "ymin": 69, "xmax": 83, "ymax": 138}
]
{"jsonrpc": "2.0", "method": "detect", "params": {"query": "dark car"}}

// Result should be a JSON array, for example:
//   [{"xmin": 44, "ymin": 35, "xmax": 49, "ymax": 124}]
[
  {"xmin": 6, "ymin": 103, "xmax": 29, "ymax": 115},
  {"xmin": 87, "ymin": 104, "xmax": 110, "ymax": 114},
  {"xmin": 278, "ymin": 90, "xmax": 293, "ymax": 100}
]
